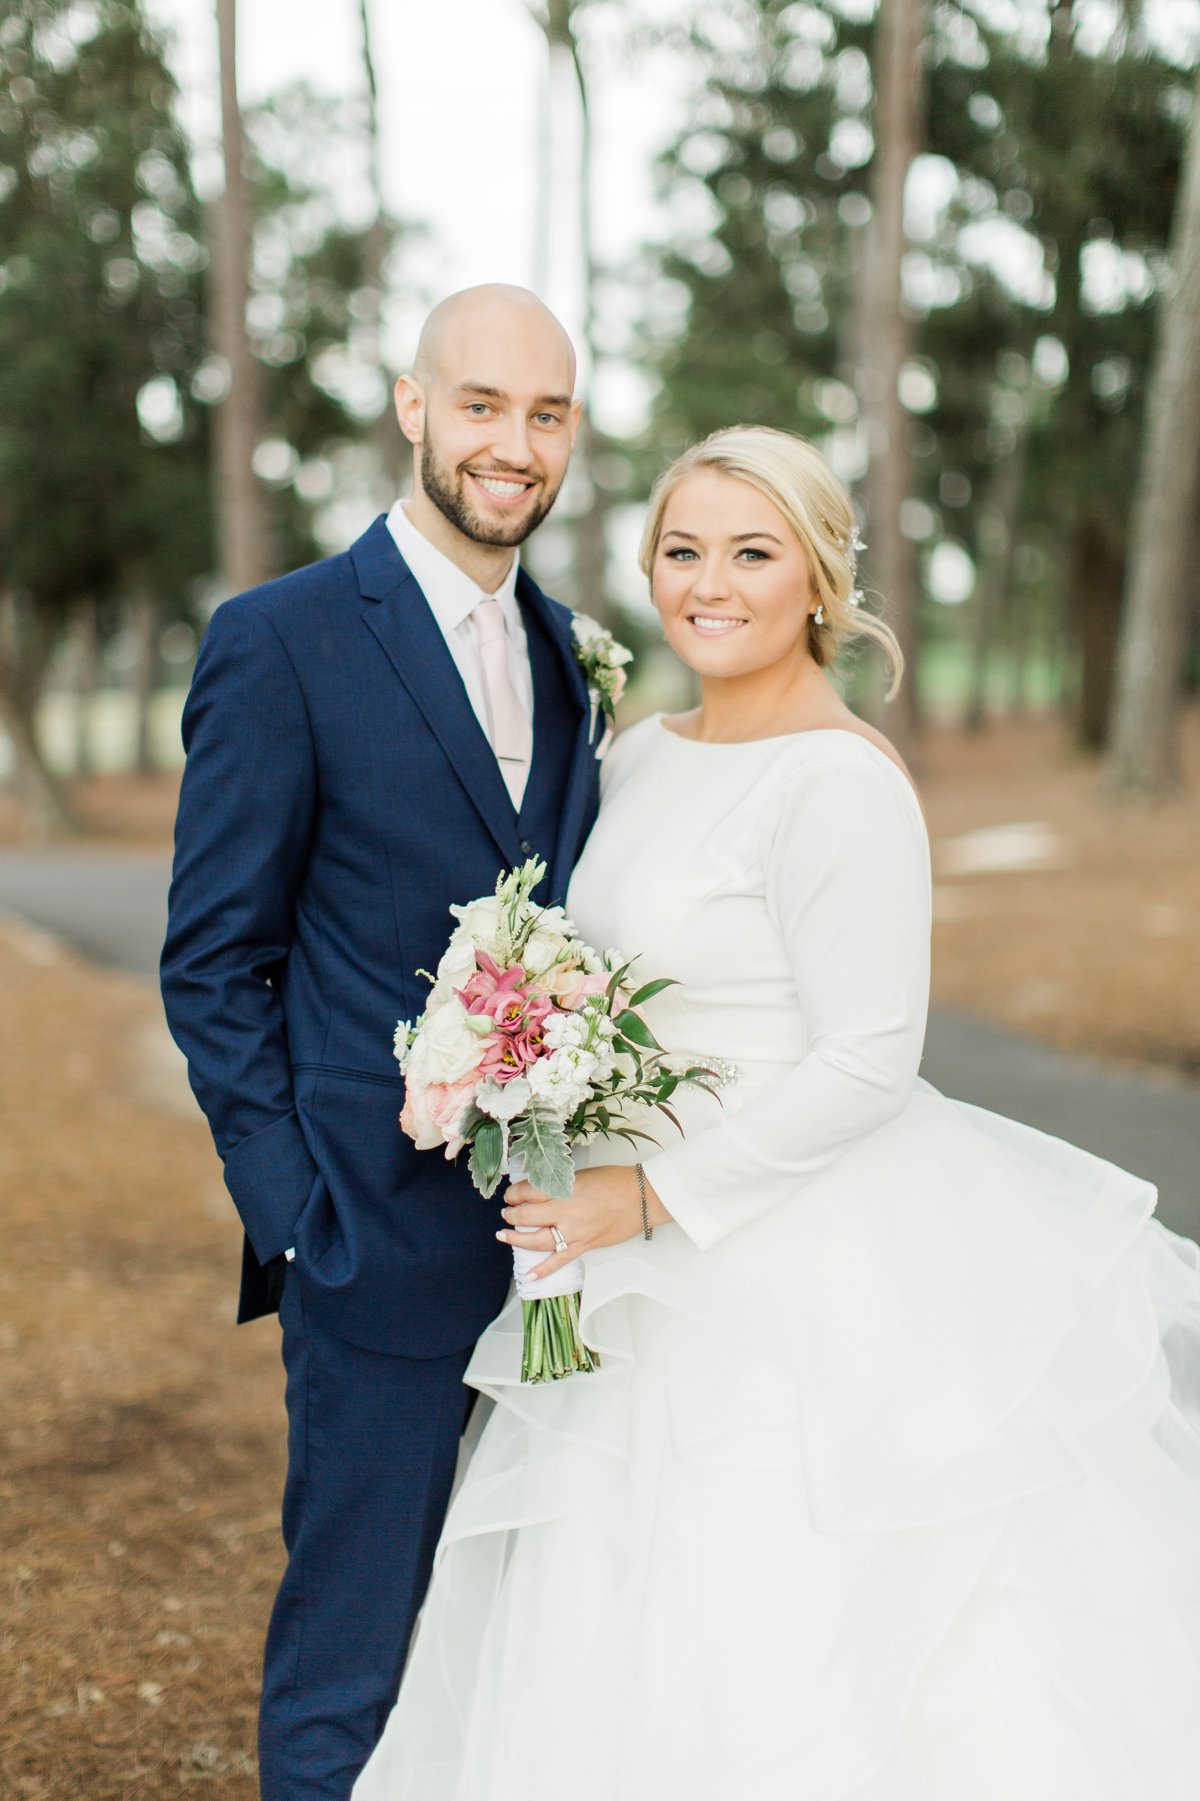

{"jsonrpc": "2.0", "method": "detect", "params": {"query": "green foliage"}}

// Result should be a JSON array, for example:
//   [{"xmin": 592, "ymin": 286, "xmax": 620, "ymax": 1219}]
[
  {"xmin": 469, "ymin": 1119, "xmax": 506, "ymax": 1198},
  {"xmin": 636, "ymin": 1, "xmax": 1197, "ymax": 730},
  {"xmin": 0, "ymin": 0, "xmax": 211, "ymax": 626},
  {"xmin": 241, "ymin": 82, "xmax": 411, "ymax": 571},
  {"xmin": 509, "ymin": 1110, "xmax": 575, "ymax": 1200}
]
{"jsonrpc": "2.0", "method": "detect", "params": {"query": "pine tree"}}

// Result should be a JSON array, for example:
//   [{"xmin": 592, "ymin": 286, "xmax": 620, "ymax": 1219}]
[{"xmin": 0, "ymin": 0, "xmax": 210, "ymax": 828}]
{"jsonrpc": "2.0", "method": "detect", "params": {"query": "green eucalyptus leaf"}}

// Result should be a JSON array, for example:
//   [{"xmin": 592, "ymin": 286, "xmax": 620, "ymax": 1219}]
[
  {"xmin": 469, "ymin": 1120, "xmax": 505, "ymax": 1199},
  {"xmin": 510, "ymin": 1110, "xmax": 575, "ymax": 1201}
]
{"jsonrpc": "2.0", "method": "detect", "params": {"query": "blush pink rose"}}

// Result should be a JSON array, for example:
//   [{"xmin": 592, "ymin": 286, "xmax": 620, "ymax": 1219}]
[{"xmin": 400, "ymin": 1075, "xmax": 476, "ymax": 1153}]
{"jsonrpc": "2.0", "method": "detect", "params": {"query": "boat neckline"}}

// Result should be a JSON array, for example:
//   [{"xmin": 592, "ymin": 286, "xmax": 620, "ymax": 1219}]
[
  {"xmin": 657, "ymin": 713, "xmax": 881, "ymax": 752},
  {"xmin": 653, "ymin": 713, "xmax": 921, "ymax": 801}
]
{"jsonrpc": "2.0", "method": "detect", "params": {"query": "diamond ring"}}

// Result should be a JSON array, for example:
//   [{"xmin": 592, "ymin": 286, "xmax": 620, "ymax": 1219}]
[{"xmin": 551, "ymin": 1226, "xmax": 569, "ymax": 1255}]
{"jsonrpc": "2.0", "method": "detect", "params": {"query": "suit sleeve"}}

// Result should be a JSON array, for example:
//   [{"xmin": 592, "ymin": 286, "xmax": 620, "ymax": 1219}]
[
  {"xmin": 640, "ymin": 753, "xmax": 932, "ymax": 1250},
  {"xmin": 160, "ymin": 598, "xmax": 321, "ymax": 1265}
]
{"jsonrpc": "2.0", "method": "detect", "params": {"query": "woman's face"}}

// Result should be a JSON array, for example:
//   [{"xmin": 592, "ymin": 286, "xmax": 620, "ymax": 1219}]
[{"xmin": 650, "ymin": 470, "xmax": 817, "ymax": 681}]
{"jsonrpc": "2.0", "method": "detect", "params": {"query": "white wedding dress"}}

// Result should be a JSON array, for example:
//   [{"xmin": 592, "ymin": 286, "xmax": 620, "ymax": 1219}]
[{"xmin": 355, "ymin": 716, "xmax": 1200, "ymax": 1801}]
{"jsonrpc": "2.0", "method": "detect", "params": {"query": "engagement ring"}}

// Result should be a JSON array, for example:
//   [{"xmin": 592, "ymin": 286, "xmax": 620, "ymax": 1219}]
[{"xmin": 551, "ymin": 1226, "xmax": 569, "ymax": 1255}]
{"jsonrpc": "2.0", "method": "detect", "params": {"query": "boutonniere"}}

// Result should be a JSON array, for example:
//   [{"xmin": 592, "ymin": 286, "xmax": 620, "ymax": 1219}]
[{"xmin": 571, "ymin": 614, "xmax": 633, "ymax": 756}]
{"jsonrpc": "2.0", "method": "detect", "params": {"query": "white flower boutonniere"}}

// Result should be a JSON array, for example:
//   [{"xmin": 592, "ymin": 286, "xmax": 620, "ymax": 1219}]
[{"xmin": 571, "ymin": 614, "xmax": 633, "ymax": 756}]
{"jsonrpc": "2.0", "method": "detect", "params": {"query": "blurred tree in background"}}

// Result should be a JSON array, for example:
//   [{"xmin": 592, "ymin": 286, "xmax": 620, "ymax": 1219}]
[
  {"xmin": 0, "ymin": 0, "xmax": 210, "ymax": 829},
  {"xmin": 0, "ymin": 0, "xmax": 410, "ymax": 827},
  {"xmin": 634, "ymin": 0, "xmax": 1198, "ymax": 760},
  {"xmin": 1107, "ymin": 53, "xmax": 1200, "ymax": 797},
  {"xmin": 240, "ymin": 79, "xmax": 407, "ymax": 570},
  {"xmin": 1, "ymin": 0, "xmax": 1197, "ymax": 826},
  {"xmin": 211, "ymin": 0, "xmax": 267, "ymax": 594}
]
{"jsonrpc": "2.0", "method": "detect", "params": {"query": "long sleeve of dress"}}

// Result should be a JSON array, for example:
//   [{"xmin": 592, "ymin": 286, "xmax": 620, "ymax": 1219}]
[{"xmin": 640, "ymin": 749, "xmax": 932, "ymax": 1251}]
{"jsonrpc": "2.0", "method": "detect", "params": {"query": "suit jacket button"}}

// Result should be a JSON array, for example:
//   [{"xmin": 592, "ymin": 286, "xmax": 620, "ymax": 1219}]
[{"xmin": 520, "ymin": 839, "xmax": 535, "ymax": 856}]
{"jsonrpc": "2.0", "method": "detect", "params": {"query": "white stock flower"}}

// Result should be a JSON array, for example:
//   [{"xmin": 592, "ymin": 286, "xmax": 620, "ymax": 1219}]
[
  {"xmin": 544, "ymin": 1011, "xmax": 589, "ymax": 1052},
  {"xmin": 527, "ymin": 1045, "xmax": 595, "ymax": 1114},
  {"xmin": 407, "ymin": 1000, "xmax": 487, "ymax": 1087},
  {"xmin": 393, "ymin": 1020, "xmax": 415, "ymax": 1073}
]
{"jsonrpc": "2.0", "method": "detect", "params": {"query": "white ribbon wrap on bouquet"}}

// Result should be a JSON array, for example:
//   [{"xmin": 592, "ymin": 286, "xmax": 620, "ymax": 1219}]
[{"xmin": 508, "ymin": 1152, "xmax": 587, "ymax": 1302}]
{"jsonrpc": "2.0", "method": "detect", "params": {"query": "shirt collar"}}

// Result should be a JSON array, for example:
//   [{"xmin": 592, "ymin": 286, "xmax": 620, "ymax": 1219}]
[{"xmin": 386, "ymin": 499, "xmax": 521, "ymax": 635}]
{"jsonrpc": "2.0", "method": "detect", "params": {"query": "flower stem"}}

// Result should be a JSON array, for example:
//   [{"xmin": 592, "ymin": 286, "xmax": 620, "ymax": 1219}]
[{"xmin": 520, "ymin": 1294, "xmax": 600, "ymax": 1383}]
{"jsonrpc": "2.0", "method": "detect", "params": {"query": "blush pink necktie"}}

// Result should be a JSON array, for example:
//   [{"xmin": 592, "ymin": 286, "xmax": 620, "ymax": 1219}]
[{"xmin": 470, "ymin": 595, "xmax": 532, "ymax": 810}]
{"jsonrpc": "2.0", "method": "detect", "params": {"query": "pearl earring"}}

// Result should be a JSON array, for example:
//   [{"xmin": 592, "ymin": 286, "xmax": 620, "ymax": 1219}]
[{"xmin": 813, "ymin": 604, "xmax": 825, "ymax": 626}]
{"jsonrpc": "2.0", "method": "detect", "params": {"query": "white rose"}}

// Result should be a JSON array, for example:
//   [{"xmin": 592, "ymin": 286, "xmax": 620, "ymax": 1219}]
[
  {"xmin": 433, "ymin": 932, "xmax": 480, "ymax": 995},
  {"xmin": 572, "ymin": 613, "xmax": 605, "ymax": 646},
  {"xmin": 521, "ymin": 927, "xmax": 571, "ymax": 977},
  {"xmin": 538, "ymin": 905, "xmax": 575, "ymax": 935},
  {"xmin": 408, "ymin": 1000, "xmax": 487, "ymax": 1087},
  {"xmin": 448, "ymin": 895, "xmax": 503, "ymax": 944}
]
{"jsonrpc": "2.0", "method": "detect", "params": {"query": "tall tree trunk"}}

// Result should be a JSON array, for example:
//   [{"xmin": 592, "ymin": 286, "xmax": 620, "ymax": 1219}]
[
  {"xmin": 71, "ymin": 595, "xmax": 98, "ymax": 777},
  {"xmin": 532, "ymin": 36, "xmax": 555, "ymax": 296},
  {"xmin": 965, "ymin": 378, "xmax": 1031, "ymax": 732},
  {"xmin": 131, "ymin": 592, "xmax": 159, "ymax": 777},
  {"xmin": 0, "ymin": 594, "xmax": 78, "ymax": 836},
  {"xmin": 1073, "ymin": 514, "xmax": 1123, "ymax": 749},
  {"xmin": 1106, "ymin": 60, "xmax": 1200, "ymax": 796},
  {"xmin": 857, "ymin": 0, "xmax": 927, "ymax": 747},
  {"xmin": 565, "ymin": 13, "xmax": 611, "ymax": 626},
  {"xmin": 1007, "ymin": 583, "xmax": 1031, "ymax": 719},
  {"xmin": 357, "ymin": 0, "xmax": 402, "ymax": 499},
  {"xmin": 213, "ymin": 0, "xmax": 270, "ymax": 594},
  {"xmin": 533, "ymin": 1, "xmax": 611, "ymax": 624}
]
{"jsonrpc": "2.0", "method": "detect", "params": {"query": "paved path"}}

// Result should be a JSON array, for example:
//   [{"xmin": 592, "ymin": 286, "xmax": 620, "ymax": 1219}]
[{"xmin": 2, "ymin": 847, "xmax": 1197, "ymax": 1240}]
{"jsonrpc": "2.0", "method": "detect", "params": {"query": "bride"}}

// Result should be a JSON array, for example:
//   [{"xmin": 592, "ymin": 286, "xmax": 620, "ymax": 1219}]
[{"xmin": 354, "ymin": 426, "xmax": 1200, "ymax": 1799}]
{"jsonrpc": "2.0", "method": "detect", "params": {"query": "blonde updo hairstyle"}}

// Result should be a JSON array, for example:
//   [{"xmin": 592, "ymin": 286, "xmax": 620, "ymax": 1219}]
[{"xmin": 639, "ymin": 425, "xmax": 904, "ymax": 701}]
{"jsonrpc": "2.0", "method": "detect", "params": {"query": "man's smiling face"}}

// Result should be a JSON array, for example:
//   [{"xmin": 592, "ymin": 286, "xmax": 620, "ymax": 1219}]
[{"xmin": 398, "ymin": 287, "xmax": 581, "ymax": 551}]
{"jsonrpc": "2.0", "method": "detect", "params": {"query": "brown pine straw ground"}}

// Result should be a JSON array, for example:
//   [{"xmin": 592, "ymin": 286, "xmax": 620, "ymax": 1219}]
[{"xmin": 0, "ymin": 711, "xmax": 1198, "ymax": 1798}]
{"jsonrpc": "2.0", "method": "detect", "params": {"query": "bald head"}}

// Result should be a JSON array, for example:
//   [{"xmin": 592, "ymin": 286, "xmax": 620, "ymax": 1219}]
[
  {"xmin": 394, "ymin": 284, "xmax": 582, "ymax": 570},
  {"xmin": 413, "ymin": 284, "xmax": 576, "ymax": 392}
]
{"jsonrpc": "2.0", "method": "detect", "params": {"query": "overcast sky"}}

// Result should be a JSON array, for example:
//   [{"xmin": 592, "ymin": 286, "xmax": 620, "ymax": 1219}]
[
  {"xmin": 145, "ymin": 0, "xmax": 1200, "ymax": 393},
  {"xmin": 145, "ymin": 0, "xmax": 683, "ymax": 402}
]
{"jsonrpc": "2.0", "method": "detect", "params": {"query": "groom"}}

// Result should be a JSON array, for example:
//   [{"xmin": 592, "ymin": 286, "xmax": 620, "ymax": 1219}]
[{"xmin": 161, "ymin": 285, "xmax": 602, "ymax": 1799}]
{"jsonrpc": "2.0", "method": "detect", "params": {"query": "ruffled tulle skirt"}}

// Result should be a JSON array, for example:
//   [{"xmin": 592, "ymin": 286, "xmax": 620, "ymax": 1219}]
[{"xmin": 354, "ymin": 1078, "xmax": 1200, "ymax": 1800}]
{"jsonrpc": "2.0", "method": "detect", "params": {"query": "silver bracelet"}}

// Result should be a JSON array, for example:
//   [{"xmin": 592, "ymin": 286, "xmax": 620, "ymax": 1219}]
[{"xmin": 635, "ymin": 1162, "xmax": 653, "ymax": 1241}]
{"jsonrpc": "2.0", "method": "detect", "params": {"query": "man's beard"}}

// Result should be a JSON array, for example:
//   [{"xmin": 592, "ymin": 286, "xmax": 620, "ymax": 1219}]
[{"xmin": 418, "ymin": 431, "xmax": 561, "ymax": 547}]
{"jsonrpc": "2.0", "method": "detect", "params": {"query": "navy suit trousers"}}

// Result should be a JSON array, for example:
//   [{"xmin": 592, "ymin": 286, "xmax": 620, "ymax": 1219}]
[{"xmin": 259, "ymin": 1274, "xmax": 474, "ymax": 1800}]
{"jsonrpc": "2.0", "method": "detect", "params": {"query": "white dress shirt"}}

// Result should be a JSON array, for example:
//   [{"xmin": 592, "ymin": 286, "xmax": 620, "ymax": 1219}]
[{"xmin": 386, "ymin": 500, "xmax": 534, "ymax": 730}]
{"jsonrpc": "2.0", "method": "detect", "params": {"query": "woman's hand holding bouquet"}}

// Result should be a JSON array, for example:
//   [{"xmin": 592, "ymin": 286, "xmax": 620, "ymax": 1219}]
[{"xmin": 395, "ymin": 859, "xmax": 718, "ymax": 1382}]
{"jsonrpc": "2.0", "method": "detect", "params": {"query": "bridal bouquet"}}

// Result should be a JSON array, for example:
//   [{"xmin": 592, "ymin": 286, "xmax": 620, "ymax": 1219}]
[{"xmin": 395, "ymin": 859, "xmax": 717, "ymax": 1383}]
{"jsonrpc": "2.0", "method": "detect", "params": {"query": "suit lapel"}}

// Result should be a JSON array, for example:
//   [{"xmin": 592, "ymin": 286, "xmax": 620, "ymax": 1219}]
[
  {"xmin": 516, "ymin": 572, "xmax": 600, "ymax": 904},
  {"xmin": 352, "ymin": 516, "xmax": 522, "ymax": 870}
]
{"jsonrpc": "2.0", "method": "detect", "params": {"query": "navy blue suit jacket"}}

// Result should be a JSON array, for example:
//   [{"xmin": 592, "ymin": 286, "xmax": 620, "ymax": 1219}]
[{"xmin": 161, "ymin": 516, "xmax": 601, "ymax": 1356}]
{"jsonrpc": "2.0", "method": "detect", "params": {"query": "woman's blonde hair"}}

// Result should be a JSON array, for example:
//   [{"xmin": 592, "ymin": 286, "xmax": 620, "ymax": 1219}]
[{"xmin": 639, "ymin": 425, "xmax": 904, "ymax": 700}]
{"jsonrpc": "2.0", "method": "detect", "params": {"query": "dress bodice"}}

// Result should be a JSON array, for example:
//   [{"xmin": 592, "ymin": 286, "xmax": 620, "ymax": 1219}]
[{"xmin": 565, "ymin": 714, "xmax": 933, "ymax": 1249}]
